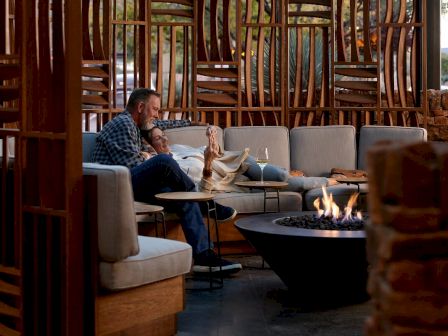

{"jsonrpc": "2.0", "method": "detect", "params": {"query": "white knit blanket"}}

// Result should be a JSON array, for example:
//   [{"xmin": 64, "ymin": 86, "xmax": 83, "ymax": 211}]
[{"xmin": 170, "ymin": 144, "xmax": 250, "ymax": 193}]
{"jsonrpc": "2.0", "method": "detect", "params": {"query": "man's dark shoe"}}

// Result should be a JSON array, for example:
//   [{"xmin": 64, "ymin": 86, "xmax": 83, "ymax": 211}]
[
  {"xmin": 192, "ymin": 249, "xmax": 242, "ymax": 274},
  {"xmin": 213, "ymin": 203, "xmax": 237, "ymax": 223},
  {"xmin": 199, "ymin": 202, "xmax": 237, "ymax": 223}
]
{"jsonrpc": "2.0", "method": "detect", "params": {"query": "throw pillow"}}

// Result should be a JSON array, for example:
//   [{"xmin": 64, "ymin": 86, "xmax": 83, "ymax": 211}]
[{"xmin": 243, "ymin": 155, "xmax": 289, "ymax": 182}]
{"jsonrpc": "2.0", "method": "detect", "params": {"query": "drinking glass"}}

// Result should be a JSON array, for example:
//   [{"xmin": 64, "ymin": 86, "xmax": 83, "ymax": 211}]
[{"xmin": 255, "ymin": 147, "xmax": 269, "ymax": 184}]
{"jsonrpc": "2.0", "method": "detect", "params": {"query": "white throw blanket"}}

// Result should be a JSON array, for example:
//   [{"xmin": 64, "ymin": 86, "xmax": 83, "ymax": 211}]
[{"xmin": 170, "ymin": 144, "xmax": 251, "ymax": 193}]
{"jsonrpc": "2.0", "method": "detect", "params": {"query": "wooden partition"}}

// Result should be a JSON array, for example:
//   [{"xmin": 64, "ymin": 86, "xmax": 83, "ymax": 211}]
[
  {"xmin": 98, "ymin": 0, "xmax": 427, "ymax": 130},
  {"xmin": 0, "ymin": 1, "xmax": 85, "ymax": 335}
]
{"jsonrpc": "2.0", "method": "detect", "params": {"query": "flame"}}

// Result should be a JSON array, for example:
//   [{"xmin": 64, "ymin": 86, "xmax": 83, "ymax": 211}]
[
  {"xmin": 342, "ymin": 193, "xmax": 359, "ymax": 222},
  {"xmin": 313, "ymin": 186, "xmax": 362, "ymax": 222}
]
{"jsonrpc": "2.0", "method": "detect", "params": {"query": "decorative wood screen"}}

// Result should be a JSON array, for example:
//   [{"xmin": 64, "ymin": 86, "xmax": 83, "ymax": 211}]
[
  {"xmin": 0, "ymin": 1, "xmax": 85, "ymax": 335},
  {"xmin": 96, "ymin": 0, "xmax": 426, "ymax": 131}
]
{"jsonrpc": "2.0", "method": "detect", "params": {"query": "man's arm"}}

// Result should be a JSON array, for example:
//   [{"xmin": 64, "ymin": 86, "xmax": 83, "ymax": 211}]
[
  {"xmin": 152, "ymin": 119, "xmax": 209, "ymax": 130},
  {"xmin": 104, "ymin": 126, "xmax": 147, "ymax": 168}
]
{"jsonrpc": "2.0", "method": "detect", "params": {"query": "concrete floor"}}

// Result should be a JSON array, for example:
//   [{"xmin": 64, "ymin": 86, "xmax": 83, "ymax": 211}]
[{"xmin": 178, "ymin": 255, "xmax": 371, "ymax": 336}]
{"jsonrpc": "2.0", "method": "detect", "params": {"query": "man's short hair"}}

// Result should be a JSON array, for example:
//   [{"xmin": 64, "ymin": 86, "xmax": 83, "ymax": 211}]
[{"xmin": 126, "ymin": 88, "xmax": 160, "ymax": 110}]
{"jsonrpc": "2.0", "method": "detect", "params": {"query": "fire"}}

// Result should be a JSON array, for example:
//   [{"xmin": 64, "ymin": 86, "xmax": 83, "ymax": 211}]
[{"xmin": 313, "ymin": 186, "xmax": 363, "ymax": 223}]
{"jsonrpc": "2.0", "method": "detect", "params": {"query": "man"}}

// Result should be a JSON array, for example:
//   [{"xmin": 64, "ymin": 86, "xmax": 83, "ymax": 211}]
[{"xmin": 92, "ymin": 88, "xmax": 242, "ymax": 274}]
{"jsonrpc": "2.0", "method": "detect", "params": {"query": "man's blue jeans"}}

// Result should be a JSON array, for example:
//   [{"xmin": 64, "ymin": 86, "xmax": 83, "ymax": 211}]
[{"xmin": 131, "ymin": 154, "xmax": 209, "ymax": 256}]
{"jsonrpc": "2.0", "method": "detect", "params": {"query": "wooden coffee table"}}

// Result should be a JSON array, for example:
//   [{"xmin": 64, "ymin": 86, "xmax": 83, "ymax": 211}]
[{"xmin": 235, "ymin": 181, "xmax": 288, "ymax": 213}]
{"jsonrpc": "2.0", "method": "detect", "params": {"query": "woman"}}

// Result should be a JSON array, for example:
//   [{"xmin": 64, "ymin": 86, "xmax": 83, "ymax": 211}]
[
  {"xmin": 142, "ymin": 126, "xmax": 336, "ymax": 193},
  {"xmin": 142, "ymin": 126, "xmax": 252, "ymax": 192}
]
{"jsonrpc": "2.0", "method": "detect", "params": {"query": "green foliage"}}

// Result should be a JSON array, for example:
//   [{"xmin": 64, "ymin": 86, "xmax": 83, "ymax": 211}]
[{"xmin": 440, "ymin": 53, "xmax": 448, "ymax": 82}]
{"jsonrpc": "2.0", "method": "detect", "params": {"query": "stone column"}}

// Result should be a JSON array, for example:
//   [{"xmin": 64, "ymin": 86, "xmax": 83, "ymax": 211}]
[{"xmin": 365, "ymin": 141, "xmax": 448, "ymax": 335}]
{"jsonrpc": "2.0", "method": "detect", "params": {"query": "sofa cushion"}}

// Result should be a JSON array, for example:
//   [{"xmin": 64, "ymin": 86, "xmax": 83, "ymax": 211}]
[
  {"xmin": 224, "ymin": 126, "xmax": 290, "ymax": 170},
  {"xmin": 83, "ymin": 132, "xmax": 98, "ymax": 162},
  {"xmin": 303, "ymin": 183, "xmax": 368, "ymax": 211},
  {"xmin": 165, "ymin": 126, "xmax": 224, "ymax": 149},
  {"xmin": 358, "ymin": 125, "xmax": 427, "ymax": 170},
  {"xmin": 100, "ymin": 236, "xmax": 192, "ymax": 290},
  {"xmin": 290, "ymin": 126, "xmax": 356, "ymax": 177},
  {"xmin": 214, "ymin": 191, "xmax": 302, "ymax": 213},
  {"xmin": 83, "ymin": 163, "xmax": 139, "ymax": 262}
]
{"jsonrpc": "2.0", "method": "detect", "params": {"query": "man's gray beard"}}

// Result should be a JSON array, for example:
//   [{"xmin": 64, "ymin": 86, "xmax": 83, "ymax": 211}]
[{"xmin": 141, "ymin": 121, "xmax": 155, "ymax": 130}]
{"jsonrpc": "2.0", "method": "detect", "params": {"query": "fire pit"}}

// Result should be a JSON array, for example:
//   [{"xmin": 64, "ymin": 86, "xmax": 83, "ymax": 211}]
[{"xmin": 235, "ymin": 188, "xmax": 369, "ymax": 305}]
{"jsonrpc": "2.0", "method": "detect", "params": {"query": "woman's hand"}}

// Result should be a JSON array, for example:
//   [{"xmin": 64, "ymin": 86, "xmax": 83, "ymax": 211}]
[{"xmin": 141, "ymin": 151, "xmax": 152, "ymax": 160}]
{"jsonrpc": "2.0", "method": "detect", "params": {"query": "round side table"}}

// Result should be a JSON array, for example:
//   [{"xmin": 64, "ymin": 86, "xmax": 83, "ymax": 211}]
[
  {"xmin": 235, "ymin": 181, "xmax": 288, "ymax": 213},
  {"xmin": 155, "ymin": 191, "xmax": 223, "ymax": 289},
  {"xmin": 134, "ymin": 202, "xmax": 166, "ymax": 238}
]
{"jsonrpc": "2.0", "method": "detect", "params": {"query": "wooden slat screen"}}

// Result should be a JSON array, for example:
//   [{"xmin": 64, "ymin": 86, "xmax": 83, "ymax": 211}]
[
  {"xmin": 96, "ymin": 0, "xmax": 427, "ymax": 131},
  {"xmin": 1, "ymin": 0, "xmax": 85, "ymax": 335}
]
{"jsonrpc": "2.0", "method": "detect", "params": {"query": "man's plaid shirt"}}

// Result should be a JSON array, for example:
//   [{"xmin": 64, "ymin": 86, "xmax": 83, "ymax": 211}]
[{"xmin": 91, "ymin": 111, "xmax": 146, "ymax": 169}]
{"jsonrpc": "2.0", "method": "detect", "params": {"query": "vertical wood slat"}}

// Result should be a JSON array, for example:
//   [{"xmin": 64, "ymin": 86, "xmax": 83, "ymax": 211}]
[
  {"xmin": 46, "ymin": 215, "xmax": 52, "ymax": 335},
  {"xmin": 38, "ymin": 0, "xmax": 52, "ymax": 132},
  {"xmin": 52, "ymin": 0, "xmax": 65, "ymax": 132},
  {"xmin": 156, "ymin": 26, "xmax": 163, "ymax": 103},
  {"xmin": 0, "ymin": 1, "xmax": 6, "ymax": 54},
  {"xmin": 245, "ymin": 0, "xmax": 253, "ymax": 107},
  {"xmin": 349, "ymin": 0, "xmax": 359, "ymax": 62},
  {"xmin": 257, "ymin": 27, "xmax": 265, "ymax": 107},
  {"xmin": 209, "ymin": 0, "xmax": 220, "ymax": 61},
  {"xmin": 245, "ymin": 28, "xmax": 253, "ymax": 107},
  {"xmin": 222, "ymin": 0, "xmax": 232, "ymax": 61},
  {"xmin": 363, "ymin": 0, "xmax": 372, "ymax": 62},
  {"xmin": 92, "ymin": 0, "xmax": 105, "ymax": 59},
  {"xmin": 123, "ymin": 22, "xmax": 128, "ymax": 105},
  {"xmin": 103, "ymin": 0, "xmax": 110, "ymax": 61},
  {"xmin": 396, "ymin": 0, "xmax": 407, "ymax": 112},
  {"xmin": 293, "ymin": 27, "xmax": 302, "ymax": 108},
  {"xmin": 383, "ymin": 0, "xmax": 394, "ymax": 112},
  {"xmin": 167, "ymin": 26, "xmax": 177, "ymax": 110},
  {"xmin": 336, "ymin": 0, "xmax": 346, "ymax": 62},
  {"xmin": 269, "ymin": 27, "xmax": 276, "ymax": 106},
  {"xmin": 112, "ymin": 0, "xmax": 117, "ymax": 109},
  {"xmin": 141, "ymin": 0, "xmax": 148, "ymax": 88},
  {"xmin": 257, "ymin": 0, "xmax": 266, "ymax": 123},
  {"xmin": 181, "ymin": 27, "xmax": 189, "ymax": 110},
  {"xmin": 410, "ymin": 7, "xmax": 417, "ymax": 106},
  {"xmin": 306, "ymin": 27, "xmax": 315, "ymax": 109},
  {"xmin": 82, "ymin": 0, "xmax": 93, "ymax": 59},
  {"xmin": 236, "ymin": 0, "xmax": 242, "ymax": 125},
  {"xmin": 0, "ymin": 136, "xmax": 7, "ymax": 265},
  {"xmin": 197, "ymin": 0, "xmax": 208, "ymax": 61}
]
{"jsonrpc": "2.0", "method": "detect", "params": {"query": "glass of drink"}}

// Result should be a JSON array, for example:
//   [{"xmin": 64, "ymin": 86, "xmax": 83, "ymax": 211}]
[{"xmin": 255, "ymin": 147, "xmax": 269, "ymax": 184}]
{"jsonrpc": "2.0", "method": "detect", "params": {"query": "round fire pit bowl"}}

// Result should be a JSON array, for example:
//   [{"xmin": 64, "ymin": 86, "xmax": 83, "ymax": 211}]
[{"xmin": 235, "ymin": 211, "xmax": 369, "ymax": 305}]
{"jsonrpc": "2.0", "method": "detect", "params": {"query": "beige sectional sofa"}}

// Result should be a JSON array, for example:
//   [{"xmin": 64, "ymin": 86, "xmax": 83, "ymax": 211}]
[
  {"xmin": 82, "ymin": 124, "xmax": 427, "ymax": 254},
  {"xmin": 82, "ymin": 162, "xmax": 192, "ymax": 335},
  {"xmin": 164, "ymin": 125, "xmax": 427, "ymax": 212}
]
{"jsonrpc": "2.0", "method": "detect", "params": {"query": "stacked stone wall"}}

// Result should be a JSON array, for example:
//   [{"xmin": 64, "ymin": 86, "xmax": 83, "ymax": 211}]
[{"xmin": 365, "ymin": 141, "xmax": 448, "ymax": 335}]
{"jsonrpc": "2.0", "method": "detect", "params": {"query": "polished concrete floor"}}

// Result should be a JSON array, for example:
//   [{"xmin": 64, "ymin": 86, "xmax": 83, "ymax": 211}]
[{"xmin": 178, "ymin": 255, "xmax": 371, "ymax": 336}]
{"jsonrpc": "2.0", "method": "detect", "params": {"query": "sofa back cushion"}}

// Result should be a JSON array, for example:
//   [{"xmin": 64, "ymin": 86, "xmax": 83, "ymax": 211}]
[
  {"xmin": 224, "ymin": 126, "xmax": 290, "ymax": 170},
  {"xmin": 358, "ymin": 126, "xmax": 427, "ymax": 170},
  {"xmin": 290, "ymin": 126, "xmax": 356, "ymax": 177},
  {"xmin": 83, "ymin": 132, "xmax": 98, "ymax": 163},
  {"xmin": 83, "ymin": 163, "xmax": 139, "ymax": 262},
  {"xmin": 165, "ymin": 126, "xmax": 224, "ymax": 149}
]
